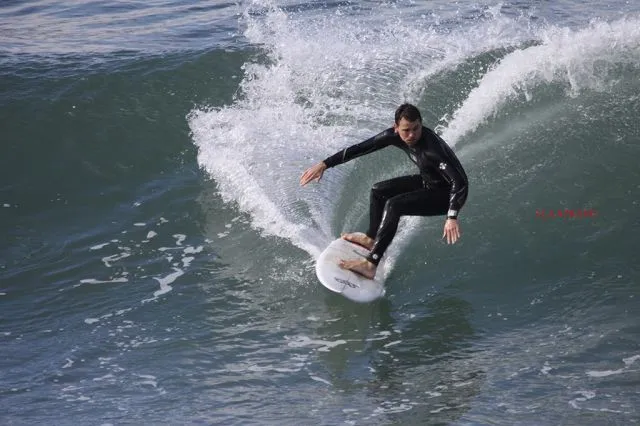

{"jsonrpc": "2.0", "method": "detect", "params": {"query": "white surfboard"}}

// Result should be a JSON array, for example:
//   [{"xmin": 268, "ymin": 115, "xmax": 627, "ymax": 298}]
[{"xmin": 316, "ymin": 233, "xmax": 386, "ymax": 303}]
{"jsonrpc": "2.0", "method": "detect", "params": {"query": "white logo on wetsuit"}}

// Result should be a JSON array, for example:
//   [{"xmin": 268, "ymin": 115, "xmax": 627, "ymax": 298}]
[{"xmin": 439, "ymin": 162, "xmax": 447, "ymax": 170}]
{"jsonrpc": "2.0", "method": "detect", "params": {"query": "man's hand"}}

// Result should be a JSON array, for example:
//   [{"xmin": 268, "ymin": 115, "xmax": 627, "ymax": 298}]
[
  {"xmin": 442, "ymin": 218, "xmax": 461, "ymax": 244},
  {"xmin": 300, "ymin": 162, "xmax": 327, "ymax": 186}
]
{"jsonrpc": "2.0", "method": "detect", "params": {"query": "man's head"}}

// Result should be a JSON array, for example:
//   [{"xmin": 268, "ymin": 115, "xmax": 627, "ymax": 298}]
[{"xmin": 394, "ymin": 103, "xmax": 422, "ymax": 146}]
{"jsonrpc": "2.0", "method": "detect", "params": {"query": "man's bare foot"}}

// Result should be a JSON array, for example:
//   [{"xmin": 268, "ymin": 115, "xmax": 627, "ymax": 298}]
[
  {"xmin": 341, "ymin": 232, "xmax": 374, "ymax": 250},
  {"xmin": 339, "ymin": 259, "xmax": 377, "ymax": 280}
]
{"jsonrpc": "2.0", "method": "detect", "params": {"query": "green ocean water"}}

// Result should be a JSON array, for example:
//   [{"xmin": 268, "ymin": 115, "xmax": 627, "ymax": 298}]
[{"xmin": 2, "ymin": 1, "xmax": 640, "ymax": 424}]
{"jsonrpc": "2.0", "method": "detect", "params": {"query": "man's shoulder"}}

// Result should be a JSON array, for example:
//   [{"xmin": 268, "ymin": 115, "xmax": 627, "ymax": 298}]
[
  {"xmin": 372, "ymin": 127, "xmax": 399, "ymax": 143},
  {"xmin": 375, "ymin": 127, "xmax": 396, "ymax": 138},
  {"xmin": 422, "ymin": 127, "xmax": 451, "ymax": 147},
  {"xmin": 421, "ymin": 126, "xmax": 437, "ymax": 137}
]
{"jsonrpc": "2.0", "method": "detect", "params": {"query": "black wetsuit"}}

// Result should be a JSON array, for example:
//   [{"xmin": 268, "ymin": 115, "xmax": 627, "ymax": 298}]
[{"xmin": 323, "ymin": 126, "xmax": 468, "ymax": 265}]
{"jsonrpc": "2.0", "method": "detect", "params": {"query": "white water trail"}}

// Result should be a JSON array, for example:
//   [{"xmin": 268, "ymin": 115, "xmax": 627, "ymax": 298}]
[{"xmin": 190, "ymin": 1, "xmax": 639, "ymax": 264}]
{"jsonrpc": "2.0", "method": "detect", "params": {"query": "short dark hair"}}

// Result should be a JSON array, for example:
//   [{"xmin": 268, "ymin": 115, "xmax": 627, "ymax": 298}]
[{"xmin": 395, "ymin": 103, "xmax": 422, "ymax": 124}]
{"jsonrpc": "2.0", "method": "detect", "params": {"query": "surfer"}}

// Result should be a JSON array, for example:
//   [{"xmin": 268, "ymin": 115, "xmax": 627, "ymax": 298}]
[{"xmin": 300, "ymin": 103, "xmax": 469, "ymax": 279}]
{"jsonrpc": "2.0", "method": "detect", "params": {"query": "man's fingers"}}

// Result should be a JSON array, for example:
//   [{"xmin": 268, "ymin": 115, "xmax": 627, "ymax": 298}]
[
  {"xmin": 443, "ymin": 228, "xmax": 460, "ymax": 244},
  {"xmin": 442, "ymin": 222, "xmax": 461, "ymax": 245},
  {"xmin": 300, "ymin": 166, "xmax": 323, "ymax": 186},
  {"xmin": 300, "ymin": 170, "xmax": 314, "ymax": 186}
]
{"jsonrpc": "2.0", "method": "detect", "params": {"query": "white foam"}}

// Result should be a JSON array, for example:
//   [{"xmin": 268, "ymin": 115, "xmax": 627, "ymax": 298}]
[
  {"xmin": 586, "ymin": 369, "xmax": 624, "ymax": 378},
  {"xmin": 375, "ymin": 403, "xmax": 413, "ymax": 415},
  {"xmin": 309, "ymin": 375, "xmax": 331, "ymax": 386},
  {"xmin": 151, "ymin": 268, "xmax": 183, "ymax": 298},
  {"xmin": 101, "ymin": 250, "xmax": 131, "ymax": 268},
  {"xmin": 623, "ymin": 354, "xmax": 640, "ymax": 366},
  {"xmin": 135, "ymin": 374, "xmax": 158, "ymax": 388},
  {"xmin": 585, "ymin": 354, "xmax": 640, "ymax": 377},
  {"xmin": 80, "ymin": 277, "xmax": 129, "ymax": 284},
  {"xmin": 183, "ymin": 246, "xmax": 203, "ymax": 254},
  {"xmin": 569, "ymin": 390, "xmax": 597, "ymax": 409},
  {"xmin": 442, "ymin": 17, "xmax": 640, "ymax": 144},
  {"xmin": 365, "ymin": 331, "xmax": 393, "ymax": 342},
  {"xmin": 93, "ymin": 373, "xmax": 115, "ymax": 382},
  {"xmin": 90, "ymin": 242, "xmax": 110, "ymax": 250},
  {"xmin": 285, "ymin": 335, "xmax": 347, "ymax": 352},
  {"xmin": 225, "ymin": 360, "xmax": 304, "ymax": 374}
]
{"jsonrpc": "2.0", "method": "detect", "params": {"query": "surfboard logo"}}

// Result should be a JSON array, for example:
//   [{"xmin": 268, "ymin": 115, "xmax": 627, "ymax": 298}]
[
  {"xmin": 351, "ymin": 249, "xmax": 367, "ymax": 258},
  {"xmin": 334, "ymin": 277, "xmax": 359, "ymax": 289}
]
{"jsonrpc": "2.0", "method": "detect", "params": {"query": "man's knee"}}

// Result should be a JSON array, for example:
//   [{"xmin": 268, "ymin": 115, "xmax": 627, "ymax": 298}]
[
  {"xmin": 371, "ymin": 180, "xmax": 386, "ymax": 192},
  {"xmin": 370, "ymin": 181, "xmax": 387, "ymax": 200},
  {"xmin": 382, "ymin": 199, "xmax": 400, "ymax": 221}
]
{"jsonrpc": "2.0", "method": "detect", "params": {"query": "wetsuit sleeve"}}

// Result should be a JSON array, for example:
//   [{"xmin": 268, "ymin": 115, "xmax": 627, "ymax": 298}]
[
  {"xmin": 433, "ymin": 133, "xmax": 469, "ymax": 219},
  {"xmin": 323, "ymin": 129, "xmax": 395, "ymax": 168}
]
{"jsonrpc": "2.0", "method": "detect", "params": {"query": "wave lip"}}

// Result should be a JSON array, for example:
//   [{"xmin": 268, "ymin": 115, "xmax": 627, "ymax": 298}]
[{"xmin": 442, "ymin": 16, "xmax": 640, "ymax": 144}]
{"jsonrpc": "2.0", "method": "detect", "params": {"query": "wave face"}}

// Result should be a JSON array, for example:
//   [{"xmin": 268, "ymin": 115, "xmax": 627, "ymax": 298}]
[
  {"xmin": 189, "ymin": 1, "xmax": 640, "ymax": 259},
  {"xmin": 2, "ymin": 0, "xmax": 639, "ymax": 424},
  {"xmin": 189, "ymin": 3, "xmax": 640, "ymax": 419}
]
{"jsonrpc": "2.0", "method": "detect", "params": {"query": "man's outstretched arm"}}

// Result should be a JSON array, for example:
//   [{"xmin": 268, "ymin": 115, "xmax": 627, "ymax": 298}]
[
  {"xmin": 300, "ymin": 129, "xmax": 395, "ymax": 186},
  {"xmin": 300, "ymin": 162, "xmax": 327, "ymax": 186}
]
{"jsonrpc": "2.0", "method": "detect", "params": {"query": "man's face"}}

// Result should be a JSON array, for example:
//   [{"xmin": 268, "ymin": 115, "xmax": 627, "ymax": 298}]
[{"xmin": 394, "ymin": 118, "xmax": 422, "ymax": 146}]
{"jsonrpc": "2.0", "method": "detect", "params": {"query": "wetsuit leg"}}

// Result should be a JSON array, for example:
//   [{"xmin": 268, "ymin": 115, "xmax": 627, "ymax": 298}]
[
  {"xmin": 366, "ymin": 187, "xmax": 450, "ymax": 265},
  {"xmin": 366, "ymin": 175, "xmax": 424, "ymax": 238}
]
